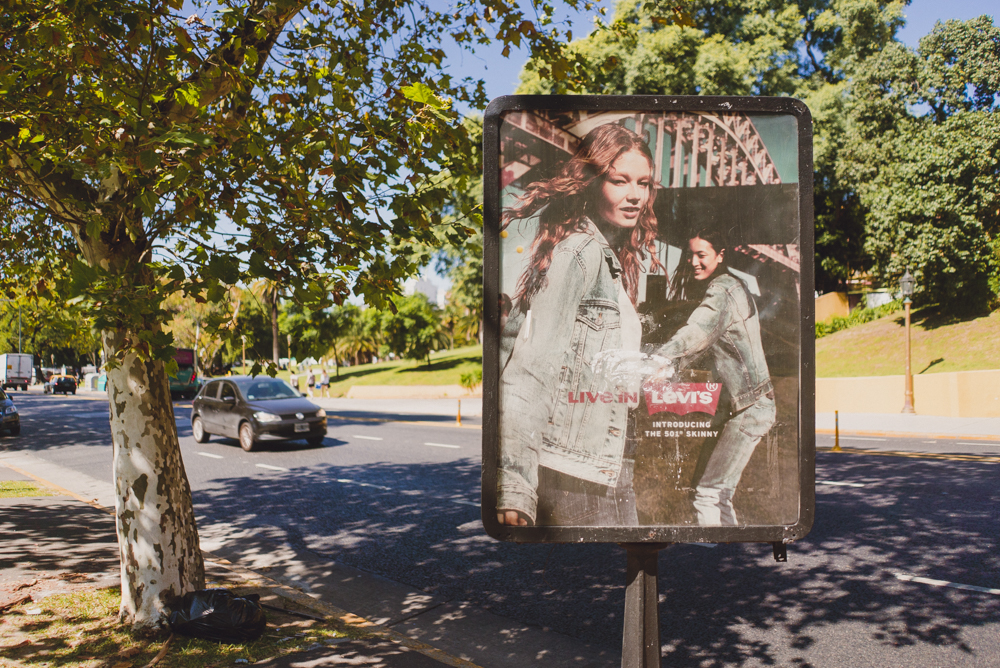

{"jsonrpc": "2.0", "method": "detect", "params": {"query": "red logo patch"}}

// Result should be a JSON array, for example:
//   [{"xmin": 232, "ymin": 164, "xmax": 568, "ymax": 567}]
[{"xmin": 644, "ymin": 382, "xmax": 722, "ymax": 416}]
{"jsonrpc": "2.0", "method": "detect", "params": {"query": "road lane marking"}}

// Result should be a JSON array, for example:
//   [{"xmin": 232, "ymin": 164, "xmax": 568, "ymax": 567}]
[
  {"xmin": 425, "ymin": 442, "xmax": 460, "ymax": 449},
  {"xmin": 817, "ymin": 446, "xmax": 1000, "ymax": 463},
  {"xmin": 959, "ymin": 442, "xmax": 1000, "ymax": 446},
  {"xmin": 451, "ymin": 499, "xmax": 480, "ymax": 507},
  {"xmin": 817, "ymin": 480, "xmax": 866, "ymax": 488},
  {"xmin": 352, "ymin": 435, "xmax": 383, "ymax": 441},
  {"xmin": 197, "ymin": 452, "xmax": 223, "ymax": 459},
  {"xmin": 894, "ymin": 573, "xmax": 1000, "ymax": 596},
  {"xmin": 256, "ymin": 464, "xmax": 289, "ymax": 472},
  {"xmin": 838, "ymin": 436, "xmax": 887, "ymax": 442},
  {"xmin": 336, "ymin": 478, "xmax": 392, "ymax": 491}
]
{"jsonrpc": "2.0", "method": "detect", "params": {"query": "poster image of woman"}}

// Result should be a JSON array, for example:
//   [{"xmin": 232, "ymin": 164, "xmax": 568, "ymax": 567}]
[
  {"xmin": 650, "ymin": 228, "xmax": 776, "ymax": 526},
  {"xmin": 496, "ymin": 123, "xmax": 662, "ymax": 528},
  {"xmin": 489, "ymin": 102, "xmax": 810, "ymax": 539}
]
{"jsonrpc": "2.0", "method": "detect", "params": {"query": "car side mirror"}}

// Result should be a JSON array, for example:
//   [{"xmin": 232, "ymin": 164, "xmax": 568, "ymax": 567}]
[{"xmin": 222, "ymin": 395, "xmax": 236, "ymax": 403}]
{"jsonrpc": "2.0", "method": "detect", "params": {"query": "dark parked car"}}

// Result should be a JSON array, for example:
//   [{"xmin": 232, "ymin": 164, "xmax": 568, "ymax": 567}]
[
  {"xmin": 44, "ymin": 375, "xmax": 77, "ymax": 395},
  {"xmin": 0, "ymin": 387, "xmax": 19, "ymax": 436},
  {"xmin": 191, "ymin": 376, "xmax": 327, "ymax": 451}
]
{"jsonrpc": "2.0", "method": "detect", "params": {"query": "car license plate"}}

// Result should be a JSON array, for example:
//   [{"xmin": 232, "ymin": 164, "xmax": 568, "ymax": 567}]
[{"xmin": 294, "ymin": 422, "xmax": 309, "ymax": 432}]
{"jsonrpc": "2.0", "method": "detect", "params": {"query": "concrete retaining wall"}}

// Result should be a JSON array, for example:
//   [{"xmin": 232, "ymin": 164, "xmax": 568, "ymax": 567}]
[
  {"xmin": 345, "ymin": 384, "xmax": 481, "ymax": 400},
  {"xmin": 817, "ymin": 369, "xmax": 1000, "ymax": 417}
]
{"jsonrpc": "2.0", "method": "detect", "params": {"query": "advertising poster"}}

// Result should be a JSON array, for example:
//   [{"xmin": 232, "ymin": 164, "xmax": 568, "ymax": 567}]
[{"xmin": 482, "ymin": 96, "xmax": 815, "ymax": 544}]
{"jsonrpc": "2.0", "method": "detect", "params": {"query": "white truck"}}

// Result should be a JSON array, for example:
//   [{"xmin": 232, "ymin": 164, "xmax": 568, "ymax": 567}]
[{"xmin": 1, "ymin": 353, "xmax": 32, "ymax": 391}]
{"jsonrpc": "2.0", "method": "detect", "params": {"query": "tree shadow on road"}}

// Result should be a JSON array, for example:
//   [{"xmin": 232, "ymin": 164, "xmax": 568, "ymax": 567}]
[{"xmin": 191, "ymin": 452, "xmax": 1000, "ymax": 666}]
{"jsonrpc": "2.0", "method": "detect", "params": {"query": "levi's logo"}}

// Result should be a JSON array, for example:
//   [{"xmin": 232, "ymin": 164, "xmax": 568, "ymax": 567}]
[{"xmin": 644, "ymin": 382, "xmax": 722, "ymax": 416}]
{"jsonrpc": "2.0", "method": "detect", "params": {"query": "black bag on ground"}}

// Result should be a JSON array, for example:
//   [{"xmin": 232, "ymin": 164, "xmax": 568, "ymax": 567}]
[{"xmin": 168, "ymin": 589, "xmax": 267, "ymax": 643}]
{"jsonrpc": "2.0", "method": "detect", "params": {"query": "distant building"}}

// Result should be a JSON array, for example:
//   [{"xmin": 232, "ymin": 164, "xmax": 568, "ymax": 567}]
[{"xmin": 403, "ymin": 277, "xmax": 447, "ymax": 308}]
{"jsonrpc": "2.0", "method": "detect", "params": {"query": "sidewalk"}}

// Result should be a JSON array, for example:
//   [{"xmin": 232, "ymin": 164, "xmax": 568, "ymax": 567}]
[
  {"xmin": 816, "ymin": 412, "xmax": 1000, "ymax": 439},
  {"xmin": 0, "ymin": 450, "xmax": 617, "ymax": 668}
]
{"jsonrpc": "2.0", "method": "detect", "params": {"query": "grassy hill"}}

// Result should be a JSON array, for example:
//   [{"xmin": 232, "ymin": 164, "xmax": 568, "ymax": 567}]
[
  {"xmin": 816, "ymin": 307, "xmax": 1000, "ymax": 377},
  {"xmin": 259, "ymin": 345, "xmax": 483, "ymax": 397}
]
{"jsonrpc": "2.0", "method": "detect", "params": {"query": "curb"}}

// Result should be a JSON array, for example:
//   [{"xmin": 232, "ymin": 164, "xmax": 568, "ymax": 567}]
[
  {"xmin": 0, "ymin": 461, "xmax": 481, "ymax": 668},
  {"xmin": 817, "ymin": 445, "xmax": 1000, "ymax": 463}
]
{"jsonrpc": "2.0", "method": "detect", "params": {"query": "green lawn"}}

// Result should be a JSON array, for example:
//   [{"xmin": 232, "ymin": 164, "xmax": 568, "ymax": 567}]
[
  {"xmin": 816, "ymin": 307, "xmax": 1000, "ymax": 377},
  {"xmin": 236, "ymin": 345, "xmax": 483, "ymax": 397}
]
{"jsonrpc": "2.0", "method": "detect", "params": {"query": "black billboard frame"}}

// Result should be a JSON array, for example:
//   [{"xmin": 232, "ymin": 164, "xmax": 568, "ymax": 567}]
[{"xmin": 481, "ymin": 94, "xmax": 815, "ymax": 547}]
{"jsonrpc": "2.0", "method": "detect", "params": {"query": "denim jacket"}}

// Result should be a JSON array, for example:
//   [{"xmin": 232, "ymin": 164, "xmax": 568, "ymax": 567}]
[
  {"xmin": 497, "ymin": 220, "xmax": 630, "ymax": 523},
  {"xmin": 655, "ymin": 273, "xmax": 773, "ymax": 413}
]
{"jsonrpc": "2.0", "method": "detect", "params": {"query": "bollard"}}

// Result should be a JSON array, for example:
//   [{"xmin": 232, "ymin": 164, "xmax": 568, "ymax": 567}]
[
  {"xmin": 457, "ymin": 399, "xmax": 462, "ymax": 426},
  {"xmin": 832, "ymin": 410, "xmax": 842, "ymax": 452}
]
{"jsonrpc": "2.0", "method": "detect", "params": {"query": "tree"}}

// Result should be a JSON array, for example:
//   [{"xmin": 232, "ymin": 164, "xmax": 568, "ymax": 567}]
[
  {"xmin": 0, "ymin": 0, "xmax": 586, "ymax": 631},
  {"xmin": 380, "ymin": 293, "xmax": 445, "ymax": 366},
  {"xmin": 838, "ymin": 16, "xmax": 1000, "ymax": 313},
  {"xmin": 514, "ymin": 0, "xmax": 909, "ymax": 293},
  {"xmin": 401, "ymin": 116, "xmax": 484, "ymax": 346}
]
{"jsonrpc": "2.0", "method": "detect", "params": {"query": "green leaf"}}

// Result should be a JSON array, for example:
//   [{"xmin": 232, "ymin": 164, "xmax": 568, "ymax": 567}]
[{"xmin": 401, "ymin": 82, "xmax": 447, "ymax": 109}]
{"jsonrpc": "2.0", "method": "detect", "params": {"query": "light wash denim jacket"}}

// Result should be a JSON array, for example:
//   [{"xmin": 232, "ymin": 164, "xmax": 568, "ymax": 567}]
[
  {"xmin": 498, "ymin": 220, "xmax": 629, "ymax": 523},
  {"xmin": 655, "ymin": 273, "xmax": 773, "ymax": 413}
]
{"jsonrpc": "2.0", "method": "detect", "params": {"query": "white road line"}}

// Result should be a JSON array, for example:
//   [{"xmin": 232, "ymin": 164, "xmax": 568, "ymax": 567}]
[
  {"xmin": 451, "ymin": 499, "xmax": 480, "ymax": 507},
  {"xmin": 336, "ymin": 478, "xmax": 392, "ymax": 491},
  {"xmin": 197, "ymin": 452, "xmax": 223, "ymax": 459},
  {"xmin": 838, "ymin": 436, "xmax": 887, "ymax": 442},
  {"xmin": 256, "ymin": 464, "xmax": 289, "ymax": 472},
  {"xmin": 352, "ymin": 435, "xmax": 383, "ymax": 441},
  {"xmin": 894, "ymin": 573, "xmax": 1000, "ymax": 596},
  {"xmin": 425, "ymin": 442, "xmax": 460, "ymax": 449},
  {"xmin": 923, "ymin": 440, "xmax": 937, "ymax": 443},
  {"xmin": 817, "ymin": 480, "xmax": 866, "ymax": 488},
  {"xmin": 959, "ymin": 442, "xmax": 1000, "ymax": 446}
]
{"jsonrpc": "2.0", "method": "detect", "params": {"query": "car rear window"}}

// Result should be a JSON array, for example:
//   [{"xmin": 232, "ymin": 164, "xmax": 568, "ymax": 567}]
[{"xmin": 233, "ymin": 378, "xmax": 299, "ymax": 401}]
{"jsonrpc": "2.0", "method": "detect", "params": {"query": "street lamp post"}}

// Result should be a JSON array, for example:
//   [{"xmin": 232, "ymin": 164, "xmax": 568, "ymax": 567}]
[{"xmin": 900, "ymin": 269, "xmax": 915, "ymax": 414}]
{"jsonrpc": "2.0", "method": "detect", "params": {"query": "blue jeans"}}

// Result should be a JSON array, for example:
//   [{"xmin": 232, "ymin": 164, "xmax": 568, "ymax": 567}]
[
  {"xmin": 536, "ymin": 459, "xmax": 638, "ymax": 527},
  {"xmin": 693, "ymin": 395, "xmax": 776, "ymax": 526}
]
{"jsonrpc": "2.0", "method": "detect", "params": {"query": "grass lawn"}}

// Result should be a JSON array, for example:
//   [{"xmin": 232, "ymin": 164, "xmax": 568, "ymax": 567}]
[
  {"xmin": 230, "ymin": 345, "xmax": 483, "ymax": 397},
  {"xmin": 817, "ymin": 307, "xmax": 1000, "ymax": 377},
  {"xmin": 0, "ymin": 586, "xmax": 357, "ymax": 668}
]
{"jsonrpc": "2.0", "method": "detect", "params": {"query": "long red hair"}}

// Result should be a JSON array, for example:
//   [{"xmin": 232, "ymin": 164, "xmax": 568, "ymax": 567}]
[{"xmin": 505, "ymin": 123, "xmax": 661, "ymax": 308}]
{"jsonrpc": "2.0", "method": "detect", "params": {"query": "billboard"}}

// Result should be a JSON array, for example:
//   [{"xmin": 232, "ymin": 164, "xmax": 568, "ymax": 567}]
[{"xmin": 482, "ymin": 96, "xmax": 815, "ymax": 544}]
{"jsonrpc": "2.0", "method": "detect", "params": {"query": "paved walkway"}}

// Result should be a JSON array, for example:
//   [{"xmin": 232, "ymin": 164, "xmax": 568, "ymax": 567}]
[
  {"xmin": 816, "ymin": 412, "xmax": 1000, "ymax": 439},
  {"xmin": 0, "ymin": 450, "xmax": 615, "ymax": 668}
]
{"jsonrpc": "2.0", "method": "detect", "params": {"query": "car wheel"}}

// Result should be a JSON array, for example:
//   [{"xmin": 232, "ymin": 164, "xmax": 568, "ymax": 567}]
[
  {"xmin": 22, "ymin": 384, "xmax": 27, "ymax": 392},
  {"xmin": 72, "ymin": 389, "xmax": 76, "ymax": 395},
  {"xmin": 9, "ymin": 424, "xmax": 20, "ymax": 436},
  {"xmin": 239, "ymin": 421, "xmax": 257, "ymax": 452},
  {"xmin": 306, "ymin": 434, "xmax": 325, "ymax": 447},
  {"xmin": 192, "ymin": 416, "xmax": 210, "ymax": 443}
]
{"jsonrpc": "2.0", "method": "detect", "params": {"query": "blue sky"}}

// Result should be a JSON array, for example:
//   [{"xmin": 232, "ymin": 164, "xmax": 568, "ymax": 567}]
[{"xmin": 439, "ymin": 0, "xmax": 997, "ymax": 104}]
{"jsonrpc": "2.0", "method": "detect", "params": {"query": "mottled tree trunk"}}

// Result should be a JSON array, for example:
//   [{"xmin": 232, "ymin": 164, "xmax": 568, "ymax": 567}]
[
  {"xmin": 104, "ymin": 329, "xmax": 204, "ymax": 632},
  {"xmin": 271, "ymin": 284, "xmax": 280, "ymax": 366}
]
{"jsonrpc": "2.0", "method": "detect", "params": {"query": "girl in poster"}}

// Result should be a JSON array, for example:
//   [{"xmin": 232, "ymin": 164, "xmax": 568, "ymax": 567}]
[
  {"xmin": 654, "ymin": 228, "xmax": 776, "ymax": 526},
  {"xmin": 496, "ymin": 123, "xmax": 661, "ymax": 527}
]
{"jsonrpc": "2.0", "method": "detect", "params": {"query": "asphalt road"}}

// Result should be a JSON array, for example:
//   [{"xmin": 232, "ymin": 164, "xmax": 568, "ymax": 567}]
[{"xmin": 3, "ymin": 391, "xmax": 999, "ymax": 667}]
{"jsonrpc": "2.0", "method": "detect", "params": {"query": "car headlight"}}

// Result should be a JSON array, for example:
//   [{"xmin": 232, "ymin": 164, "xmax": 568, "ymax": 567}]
[
  {"xmin": 4, "ymin": 405, "xmax": 16, "ymax": 415},
  {"xmin": 316, "ymin": 408, "xmax": 326, "ymax": 418},
  {"xmin": 253, "ymin": 411, "xmax": 281, "ymax": 423}
]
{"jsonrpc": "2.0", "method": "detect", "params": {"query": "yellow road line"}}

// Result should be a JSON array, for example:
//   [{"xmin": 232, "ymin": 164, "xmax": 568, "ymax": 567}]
[{"xmin": 818, "ymin": 446, "xmax": 1000, "ymax": 463}]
